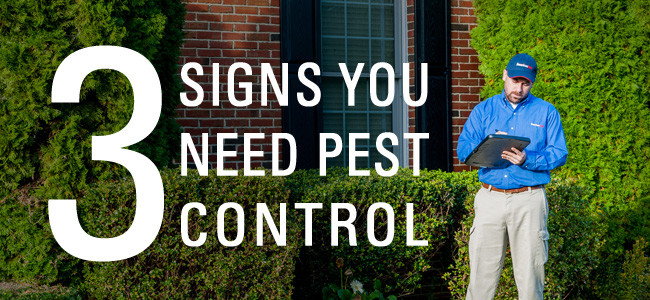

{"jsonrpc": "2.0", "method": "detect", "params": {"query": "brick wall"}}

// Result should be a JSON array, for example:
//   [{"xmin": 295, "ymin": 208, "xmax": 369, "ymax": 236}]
[
  {"xmin": 178, "ymin": 0, "xmax": 282, "ymax": 170},
  {"xmin": 450, "ymin": 0, "xmax": 482, "ymax": 172},
  {"xmin": 177, "ymin": 0, "xmax": 480, "ymax": 172}
]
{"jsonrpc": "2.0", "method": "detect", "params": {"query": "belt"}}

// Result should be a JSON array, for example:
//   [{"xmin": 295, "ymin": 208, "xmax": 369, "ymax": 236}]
[{"xmin": 481, "ymin": 183, "xmax": 543, "ymax": 194}]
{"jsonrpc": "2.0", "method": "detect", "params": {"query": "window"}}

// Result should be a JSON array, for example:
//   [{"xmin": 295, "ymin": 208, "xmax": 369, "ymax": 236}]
[{"xmin": 320, "ymin": 0, "xmax": 407, "ymax": 168}]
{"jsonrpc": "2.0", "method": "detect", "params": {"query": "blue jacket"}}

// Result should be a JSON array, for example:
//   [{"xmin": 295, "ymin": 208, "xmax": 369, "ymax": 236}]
[{"xmin": 457, "ymin": 91, "xmax": 568, "ymax": 189}]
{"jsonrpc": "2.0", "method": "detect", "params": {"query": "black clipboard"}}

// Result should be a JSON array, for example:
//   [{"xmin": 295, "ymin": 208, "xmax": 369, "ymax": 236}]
[{"xmin": 464, "ymin": 134, "xmax": 531, "ymax": 168}]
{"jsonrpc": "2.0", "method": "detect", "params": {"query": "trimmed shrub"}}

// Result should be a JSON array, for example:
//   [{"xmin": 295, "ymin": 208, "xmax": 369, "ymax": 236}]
[
  {"xmin": 289, "ymin": 168, "xmax": 477, "ymax": 297},
  {"xmin": 443, "ymin": 179, "xmax": 607, "ymax": 299},
  {"xmin": 1, "ymin": 167, "xmax": 599, "ymax": 298},
  {"xmin": 78, "ymin": 170, "xmax": 302, "ymax": 299},
  {"xmin": 0, "ymin": 0, "xmax": 184, "ymax": 200}
]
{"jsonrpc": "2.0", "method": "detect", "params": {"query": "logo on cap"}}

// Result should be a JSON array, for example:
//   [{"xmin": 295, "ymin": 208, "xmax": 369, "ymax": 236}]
[{"xmin": 516, "ymin": 62, "xmax": 533, "ymax": 70}]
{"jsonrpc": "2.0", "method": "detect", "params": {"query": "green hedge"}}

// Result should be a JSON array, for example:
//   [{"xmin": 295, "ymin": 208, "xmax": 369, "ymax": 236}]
[
  {"xmin": 289, "ymin": 168, "xmax": 476, "ymax": 297},
  {"xmin": 3, "ymin": 167, "xmax": 620, "ymax": 298},
  {"xmin": 470, "ymin": 0, "xmax": 650, "ymax": 253},
  {"xmin": 79, "ymin": 171, "xmax": 302, "ymax": 299},
  {"xmin": 469, "ymin": 0, "xmax": 650, "ymax": 295},
  {"xmin": 0, "ymin": 168, "xmax": 476, "ymax": 297},
  {"xmin": 444, "ymin": 179, "xmax": 607, "ymax": 299},
  {"xmin": 0, "ymin": 0, "xmax": 184, "ymax": 200}
]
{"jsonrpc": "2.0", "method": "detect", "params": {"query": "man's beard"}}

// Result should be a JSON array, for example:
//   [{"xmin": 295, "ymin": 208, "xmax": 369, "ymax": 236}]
[{"xmin": 506, "ymin": 92, "xmax": 528, "ymax": 104}]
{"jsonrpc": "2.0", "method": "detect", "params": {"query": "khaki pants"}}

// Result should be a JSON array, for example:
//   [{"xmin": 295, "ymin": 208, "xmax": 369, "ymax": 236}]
[{"xmin": 466, "ymin": 187, "xmax": 549, "ymax": 300}]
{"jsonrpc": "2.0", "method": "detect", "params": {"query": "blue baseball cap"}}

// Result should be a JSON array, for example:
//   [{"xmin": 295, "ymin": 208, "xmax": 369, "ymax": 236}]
[{"xmin": 506, "ymin": 53, "xmax": 537, "ymax": 83}]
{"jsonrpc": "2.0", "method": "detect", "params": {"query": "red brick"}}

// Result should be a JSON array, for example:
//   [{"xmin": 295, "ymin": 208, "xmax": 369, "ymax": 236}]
[
  {"xmin": 460, "ymin": 94, "xmax": 479, "ymax": 102},
  {"xmin": 209, "ymin": 22, "xmax": 233, "ymax": 31},
  {"xmin": 247, "ymin": 0, "xmax": 269, "ymax": 5},
  {"xmin": 259, "ymin": 24, "xmax": 280, "ymax": 32},
  {"xmin": 210, "ymin": 6, "xmax": 234, "ymax": 13},
  {"xmin": 210, "ymin": 41, "xmax": 233, "ymax": 49},
  {"xmin": 459, "ymin": 63, "xmax": 480, "ymax": 70},
  {"xmin": 459, "ymin": 16, "xmax": 477, "ymax": 23},
  {"xmin": 197, "ymin": 13, "xmax": 220, "ymax": 22},
  {"xmin": 259, "ymin": 7, "xmax": 279, "ymax": 15},
  {"xmin": 247, "ymin": 33, "xmax": 269, "ymax": 41},
  {"xmin": 247, "ymin": 50, "xmax": 271, "ymax": 58},
  {"xmin": 258, "ymin": 42, "xmax": 280, "ymax": 50},
  {"xmin": 458, "ymin": 79, "xmax": 478, "ymax": 86},
  {"xmin": 451, "ymin": 8, "xmax": 468, "ymax": 15},
  {"xmin": 185, "ymin": 4, "xmax": 209, "ymax": 12},
  {"xmin": 451, "ymin": 39, "xmax": 469, "ymax": 47},
  {"xmin": 452, "ymin": 86, "xmax": 470, "ymax": 93},
  {"xmin": 199, "ymin": 119, "xmax": 224, "ymax": 127},
  {"xmin": 183, "ymin": 40, "xmax": 209, "ymax": 48},
  {"xmin": 251, "ymin": 119, "xmax": 273, "ymax": 127},
  {"xmin": 452, "ymin": 71, "xmax": 469, "ymax": 78},
  {"xmin": 211, "ymin": 110, "xmax": 235, "ymax": 118},
  {"xmin": 186, "ymin": 109, "xmax": 210, "ymax": 118},
  {"xmin": 197, "ymin": 31, "xmax": 222, "ymax": 40},
  {"xmin": 247, "ymin": 15, "xmax": 269, "ymax": 23},
  {"xmin": 177, "ymin": 119, "xmax": 199, "ymax": 127},
  {"xmin": 226, "ymin": 119, "xmax": 250, "ymax": 127},
  {"xmin": 223, "ymin": 14, "xmax": 246, "ymax": 22},
  {"xmin": 234, "ymin": 41, "xmax": 258, "ymax": 49},
  {"xmin": 234, "ymin": 24, "xmax": 258, "ymax": 31},
  {"xmin": 184, "ymin": 22, "xmax": 209, "ymax": 30},
  {"xmin": 235, "ymin": 6, "xmax": 258, "ymax": 14},
  {"xmin": 222, "ymin": 32, "xmax": 246, "ymax": 41},
  {"xmin": 459, "ymin": 47, "xmax": 477, "ymax": 55},
  {"xmin": 198, "ymin": 49, "xmax": 221, "ymax": 57},
  {"xmin": 458, "ymin": 0, "xmax": 473, "ymax": 8},
  {"xmin": 452, "ymin": 102, "xmax": 468, "ymax": 110}
]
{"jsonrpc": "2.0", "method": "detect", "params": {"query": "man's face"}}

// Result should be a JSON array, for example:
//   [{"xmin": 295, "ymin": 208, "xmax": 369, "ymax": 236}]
[{"xmin": 502, "ymin": 69, "xmax": 533, "ymax": 104}]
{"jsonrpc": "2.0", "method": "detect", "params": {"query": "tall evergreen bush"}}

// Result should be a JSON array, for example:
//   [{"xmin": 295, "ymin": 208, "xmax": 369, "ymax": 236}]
[
  {"xmin": 0, "ymin": 0, "xmax": 184, "ymax": 200},
  {"xmin": 468, "ymin": 0, "xmax": 650, "ymax": 295},
  {"xmin": 470, "ymin": 0, "xmax": 649, "ymax": 255},
  {"xmin": 0, "ymin": 0, "xmax": 184, "ymax": 284}
]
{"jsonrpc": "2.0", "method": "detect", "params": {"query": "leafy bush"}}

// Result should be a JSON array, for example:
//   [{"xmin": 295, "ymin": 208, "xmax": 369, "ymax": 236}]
[
  {"xmin": 0, "ymin": 0, "xmax": 184, "ymax": 200},
  {"xmin": 78, "ymin": 170, "xmax": 302, "ymax": 299},
  {"xmin": 290, "ymin": 168, "xmax": 477, "ymax": 297},
  {"xmin": 1, "ymin": 167, "xmax": 601, "ymax": 298},
  {"xmin": 595, "ymin": 238, "xmax": 650, "ymax": 299},
  {"xmin": 474, "ymin": 0, "xmax": 650, "ymax": 230},
  {"xmin": 444, "ymin": 179, "xmax": 607, "ymax": 299},
  {"xmin": 0, "ymin": 0, "xmax": 184, "ymax": 286},
  {"xmin": 470, "ymin": 0, "xmax": 650, "ymax": 293},
  {"xmin": 0, "ymin": 188, "xmax": 82, "ymax": 285}
]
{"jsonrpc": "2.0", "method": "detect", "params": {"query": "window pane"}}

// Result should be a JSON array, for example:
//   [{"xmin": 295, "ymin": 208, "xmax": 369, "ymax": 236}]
[
  {"xmin": 322, "ymin": 37, "xmax": 345, "ymax": 73},
  {"xmin": 322, "ymin": 77, "xmax": 344, "ymax": 111},
  {"xmin": 370, "ymin": 76, "xmax": 392, "ymax": 111},
  {"xmin": 347, "ymin": 39, "xmax": 370, "ymax": 73},
  {"xmin": 321, "ymin": 0, "xmax": 396, "ymax": 168},
  {"xmin": 348, "ymin": 77, "xmax": 368, "ymax": 111},
  {"xmin": 347, "ymin": 4, "xmax": 368, "ymax": 37},
  {"xmin": 322, "ymin": 3, "xmax": 344, "ymax": 36}
]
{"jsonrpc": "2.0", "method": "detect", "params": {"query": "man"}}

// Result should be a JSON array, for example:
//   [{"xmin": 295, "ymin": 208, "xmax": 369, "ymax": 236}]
[{"xmin": 457, "ymin": 53, "xmax": 568, "ymax": 299}]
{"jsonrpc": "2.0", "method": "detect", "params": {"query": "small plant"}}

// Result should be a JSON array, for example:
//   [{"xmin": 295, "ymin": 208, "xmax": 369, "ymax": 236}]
[
  {"xmin": 323, "ymin": 258, "xmax": 397, "ymax": 300},
  {"xmin": 322, "ymin": 279, "xmax": 397, "ymax": 300}
]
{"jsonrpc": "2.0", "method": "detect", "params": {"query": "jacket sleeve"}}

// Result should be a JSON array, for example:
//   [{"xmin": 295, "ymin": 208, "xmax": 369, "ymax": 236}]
[
  {"xmin": 457, "ymin": 105, "xmax": 484, "ymax": 163},
  {"xmin": 522, "ymin": 107, "xmax": 568, "ymax": 171}
]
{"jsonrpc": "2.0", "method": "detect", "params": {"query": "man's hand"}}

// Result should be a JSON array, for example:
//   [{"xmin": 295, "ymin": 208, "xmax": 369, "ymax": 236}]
[{"xmin": 502, "ymin": 147, "xmax": 527, "ymax": 166}]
